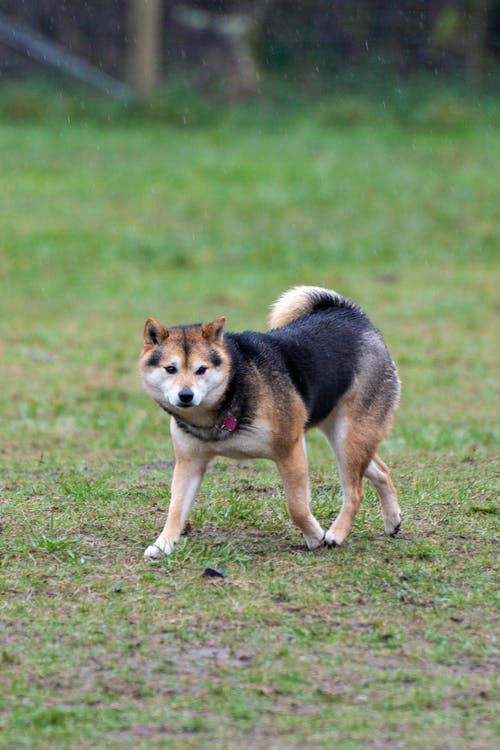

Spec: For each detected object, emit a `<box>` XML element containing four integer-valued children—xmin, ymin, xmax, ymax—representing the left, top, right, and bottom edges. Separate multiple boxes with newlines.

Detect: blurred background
<box><xmin>0</xmin><ymin>1</ymin><xmax>499</xmax><ymax>111</ymax></box>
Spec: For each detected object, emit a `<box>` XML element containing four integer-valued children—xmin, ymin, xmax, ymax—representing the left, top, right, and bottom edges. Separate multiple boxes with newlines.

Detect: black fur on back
<box><xmin>227</xmin><ymin>301</ymin><xmax>397</xmax><ymax>428</ymax></box>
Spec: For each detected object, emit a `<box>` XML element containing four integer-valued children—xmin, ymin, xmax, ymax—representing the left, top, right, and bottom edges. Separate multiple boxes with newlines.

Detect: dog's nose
<box><xmin>178</xmin><ymin>387</ymin><xmax>194</xmax><ymax>405</ymax></box>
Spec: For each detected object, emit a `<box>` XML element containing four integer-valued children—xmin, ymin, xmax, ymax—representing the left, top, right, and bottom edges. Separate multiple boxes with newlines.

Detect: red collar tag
<box><xmin>222</xmin><ymin>415</ymin><xmax>237</xmax><ymax>432</ymax></box>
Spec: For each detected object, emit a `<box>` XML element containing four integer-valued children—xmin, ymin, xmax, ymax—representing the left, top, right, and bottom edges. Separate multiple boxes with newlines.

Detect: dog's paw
<box><xmin>388</xmin><ymin>520</ymin><xmax>401</xmax><ymax>537</ymax></box>
<box><xmin>143</xmin><ymin>537</ymin><xmax>176</xmax><ymax>560</ymax></box>
<box><xmin>304</xmin><ymin>530</ymin><xmax>326</xmax><ymax>551</ymax></box>
<box><xmin>324</xmin><ymin>536</ymin><xmax>338</xmax><ymax>548</ymax></box>
<box><xmin>384</xmin><ymin>513</ymin><xmax>402</xmax><ymax>537</ymax></box>
<box><xmin>324</xmin><ymin>529</ymin><xmax>346</xmax><ymax>547</ymax></box>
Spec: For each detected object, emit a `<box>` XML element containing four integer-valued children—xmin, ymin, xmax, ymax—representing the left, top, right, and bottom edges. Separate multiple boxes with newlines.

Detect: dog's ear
<box><xmin>201</xmin><ymin>316</ymin><xmax>226</xmax><ymax>343</ymax></box>
<box><xmin>144</xmin><ymin>318</ymin><xmax>169</xmax><ymax>346</ymax></box>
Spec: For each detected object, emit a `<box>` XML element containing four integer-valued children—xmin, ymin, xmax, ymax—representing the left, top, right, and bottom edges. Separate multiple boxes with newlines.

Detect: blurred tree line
<box><xmin>0</xmin><ymin>0</ymin><xmax>498</xmax><ymax>98</ymax></box>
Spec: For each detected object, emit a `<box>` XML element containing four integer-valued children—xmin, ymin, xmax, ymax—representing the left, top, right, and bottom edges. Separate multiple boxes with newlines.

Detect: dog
<box><xmin>139</xmin><ymin>286</ymin><xmax>401</xmax><ymax>558</ymax></box>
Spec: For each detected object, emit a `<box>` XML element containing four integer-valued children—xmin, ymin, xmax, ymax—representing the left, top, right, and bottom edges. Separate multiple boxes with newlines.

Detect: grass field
<box><xmin>0</xmin><ymin>86</ymin><xmax>499</xmax><ymax>748</ymax></box>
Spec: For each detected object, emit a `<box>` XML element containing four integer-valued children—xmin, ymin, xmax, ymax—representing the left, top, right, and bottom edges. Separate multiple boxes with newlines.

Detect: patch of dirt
<box><xmin>110</xmin><ymin>724</ymin><xmax>170</xmax><ymax>739</ymax></box>
<box><xmin>6</xmin><ymin>637</ymin><xmax>257</xmax><ymax>702</ymax></box>
<box><xmin>188</xmin><ymin>646</ymin><xmax>254</xmax><ymax>668</ymax></box>
<box><xmin>137</xmin><ymin>460</ymin><xmax>175</xmax><ymax>472</ymax></box>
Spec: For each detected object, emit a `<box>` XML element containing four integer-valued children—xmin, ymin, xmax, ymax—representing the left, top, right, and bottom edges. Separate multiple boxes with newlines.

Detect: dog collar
<box><xmin>162</xmin><ymin>403</ymin><xmax>240</xmax><ymax>442</ymax></box>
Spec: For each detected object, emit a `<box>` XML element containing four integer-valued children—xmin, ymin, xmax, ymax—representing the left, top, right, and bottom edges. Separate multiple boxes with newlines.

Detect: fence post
<box><xmin>127</xmin><ymin>0</ymin><xmax>162</xmax><ymax>100</ymax></box>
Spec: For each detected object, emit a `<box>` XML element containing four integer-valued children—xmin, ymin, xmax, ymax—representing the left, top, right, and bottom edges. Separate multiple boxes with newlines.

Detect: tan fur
<box><xmin>275</xmin><ymin>436</ymin><xmax>325</xmax><ymax>548</ymax></box>
<box><xmin>201</xmin><ymin>316</ymin><xmax>226</xmax><ymax>342</ymax></box>
<box><xmin>365</xmin><ymin>454</ymin><xmax>401</xmax><ymax>536</ymax></box>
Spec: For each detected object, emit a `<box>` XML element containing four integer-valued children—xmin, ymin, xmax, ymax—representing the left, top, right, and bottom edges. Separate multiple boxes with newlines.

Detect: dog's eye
<box><xmin>195</xmin><ymin>366</ymin><xmax>208</xmax><ymax>375</ymax></box>
<box><xmin>164</xmin><ymin>365</ymin><xmax>177</xmax><ymax>374</ymax></box>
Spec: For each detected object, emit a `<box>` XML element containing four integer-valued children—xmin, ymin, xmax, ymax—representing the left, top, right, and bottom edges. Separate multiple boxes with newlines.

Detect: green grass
<box><xmin>0</xmin><ymin>86</ymin><xmax>498</xmax><ymax>748</ymax></box>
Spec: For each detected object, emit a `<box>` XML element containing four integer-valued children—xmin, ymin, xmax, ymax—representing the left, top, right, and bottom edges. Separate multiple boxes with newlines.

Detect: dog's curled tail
<box><xmin>269</xmin><ymin>285</ymin><xmax>360</xmax><ymax>329</ymax></box>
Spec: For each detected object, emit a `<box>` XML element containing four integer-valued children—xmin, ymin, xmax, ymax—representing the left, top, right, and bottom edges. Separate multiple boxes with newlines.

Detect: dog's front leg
<box><xmin>144</xmin><ymin>454</ymin><xmax>208</xmax><ymax>559</ymax></box>
<box><xmin>276</xmin><ymin>438</ymin><xmax>325</xmax><ymax>550</ymax></box>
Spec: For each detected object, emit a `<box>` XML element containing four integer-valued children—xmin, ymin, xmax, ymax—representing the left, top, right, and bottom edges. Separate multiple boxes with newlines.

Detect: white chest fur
<box><xmin>171</xmin><ymin>418</ymin><xmax>274</xmax><ymax>460</ymax></box>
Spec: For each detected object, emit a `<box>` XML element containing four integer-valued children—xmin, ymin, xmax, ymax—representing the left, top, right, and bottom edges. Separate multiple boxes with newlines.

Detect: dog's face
<box><xmin>139</xmin><ymin>317</ymin><xmax>230</xmax><ymax>414</ymax></box>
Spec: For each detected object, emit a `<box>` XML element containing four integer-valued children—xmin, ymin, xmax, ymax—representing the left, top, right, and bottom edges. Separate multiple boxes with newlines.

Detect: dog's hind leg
<box><xmin>276</xmin><ymin>438</ymin><xmax>325</xmax><ymax>550</ymax></box>
<box><xmin>365</xmin><ymin>453</ymin><xmax>401</xmax><ymax>536</ymax></box>
<box><xmin>320</xmin><ymin>413</ymin><xmax>377</xmax><ymax>546</ymax></box>
<box><xmin>324</xmin><ymin>458</ymin><xmax>367</xmax><ymax>547</ymax></box>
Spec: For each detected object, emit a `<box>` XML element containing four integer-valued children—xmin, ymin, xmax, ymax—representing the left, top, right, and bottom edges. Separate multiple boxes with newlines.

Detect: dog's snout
<box><xmin>178</xmin><ymin>387</ymin><xmax>194</xmax><ymax>405</ymax></box>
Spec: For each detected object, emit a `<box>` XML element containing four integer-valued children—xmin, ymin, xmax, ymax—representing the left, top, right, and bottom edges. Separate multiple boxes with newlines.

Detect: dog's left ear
<box><xmin>201</xmin><ymin>316</ymin><xmax>226</xmax><ymax>343</ymax></box>
<box><xmin>144</xmin><ymin>317</ymin><xmax>169</xmax><ymax>346</ymax></box>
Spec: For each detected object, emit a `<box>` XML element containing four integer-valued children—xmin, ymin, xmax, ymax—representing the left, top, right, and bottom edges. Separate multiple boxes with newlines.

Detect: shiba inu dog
<box><xmin>139</xmin><ymin>286</ymin><xmax>401</xmax><ymax>558</ymax></box>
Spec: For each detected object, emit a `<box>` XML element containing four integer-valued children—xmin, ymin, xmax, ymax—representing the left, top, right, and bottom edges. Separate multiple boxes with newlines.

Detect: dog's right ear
<box><xmin>144</xmin><ymin>318</ymin><xmax>169</xmax><ymax>346</ymax></box>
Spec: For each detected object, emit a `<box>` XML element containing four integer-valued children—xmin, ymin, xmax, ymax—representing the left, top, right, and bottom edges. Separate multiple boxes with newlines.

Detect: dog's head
<box><xmin>139</xmin><ymin>317</ymin><xmax>230</xmax><ymax>414</ymax></box>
